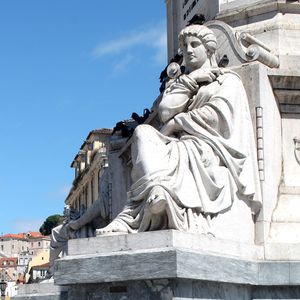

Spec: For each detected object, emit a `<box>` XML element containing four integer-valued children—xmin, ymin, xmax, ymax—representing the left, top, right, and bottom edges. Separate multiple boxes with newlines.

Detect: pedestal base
<box><xmin>67</xmin><ymin>279</ymin><xmax>300</xmax><ymax>300</ymax></box>
<box><xmin>13</xmin><ymin>231</ymin><xmax>300</xmax><ymax>300</ymax></box>
<box><xmin>12</xmin><ymin>282</ymin><xmax>68</xmax><ymax>300</ymax></box>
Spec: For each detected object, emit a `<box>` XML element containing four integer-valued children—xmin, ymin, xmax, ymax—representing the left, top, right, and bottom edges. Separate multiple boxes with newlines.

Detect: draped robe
<box><xmin>113</xmin><ymin>70</ymin><xmax>261</xmax><ymax>234</ymax></box>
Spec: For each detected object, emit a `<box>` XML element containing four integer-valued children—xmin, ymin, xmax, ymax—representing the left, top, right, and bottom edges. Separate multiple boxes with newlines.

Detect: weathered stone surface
<box><xmin>67</xmin><ymin>230</ymin><xmax>263</xmax><ymax>259</ymax></box>
<box><xmin>54</xmin><ymin>232</ymin><xmax>300</xmax><ymax>287</ymax></box>
<box><xmin>64</xmin><ymin>278</ymin><xmax>300</xmax><ymax>300</ymax></box>
<box><xmin>264</xmin><ymin>243</ymin><xmax>300</xmax><ymax>260</ymax></box>
<box><xmin>12</xmin><ymin>282</ymin><xmax>68</xmax><ymax>300</ymax></box>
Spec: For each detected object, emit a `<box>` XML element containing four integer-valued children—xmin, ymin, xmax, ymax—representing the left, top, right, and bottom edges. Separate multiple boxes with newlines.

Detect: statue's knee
<box><xmin>133</xmin><ymin>124</ymin><xmax>153</xmax><ymax>141</ymax></box>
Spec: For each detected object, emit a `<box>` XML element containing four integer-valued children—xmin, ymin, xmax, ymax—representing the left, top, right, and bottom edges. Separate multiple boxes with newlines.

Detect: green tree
<box><xmin>39</xmin><ymin>214</ymin><xmax>63</xmax><ymax>236</ymax></box>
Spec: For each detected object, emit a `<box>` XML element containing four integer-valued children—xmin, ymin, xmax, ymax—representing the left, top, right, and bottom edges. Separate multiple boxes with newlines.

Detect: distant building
<box><xmin>25</xmin><ymin>250</ymin><xmax>50</xmax><ymax>283</ymax></box>
<box><xmin>65</xmin><ymin>128</ymin><xmax>112</xmax><ymax>236</ymax></box>
<box><xmin>0</xmin><ymin>257</ymin><xmax>18</xmax><ymax>282</ymax></box>
<box><xmin>18</xmin><ymin>252</ymin><xmax>34</xmax><ymax>276</ymax></box>
<box><xmin>5</xmin><ymin>281</ymin><xmax>19</xmax><ymax>299</ymax></box>
<box><xmin>0</xmin><ymin>232</ymin><xmax>50</xmax><ymax>287</ymax></box>
<box><xmin>0</xmin><ymin>234</ymin><xmax>28</xmax><ymax>258</ymax></box>
<box><xmin>0</xmin><ymin>232</ymin><xmax>50</xmax><ymax>258</ymax></box>
<box><xmin>28</xmin><ymin>262</ymin><xmax>49</xmax><ymax>283</ymax></box>
<box><xmin>26</xmin><ymin>232</ymin><xmax>50</xmax><ymax>257</ymax></box>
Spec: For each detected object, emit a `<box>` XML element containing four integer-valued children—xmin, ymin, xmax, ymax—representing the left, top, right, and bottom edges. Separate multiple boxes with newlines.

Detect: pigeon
<box><xmin>218</xmin><ymin>54</ymin><xmax>230</xmax><ymax>67</ymax></box>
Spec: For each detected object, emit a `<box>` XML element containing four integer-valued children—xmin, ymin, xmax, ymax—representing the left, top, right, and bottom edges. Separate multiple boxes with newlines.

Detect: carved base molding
<box><xmin>13</xmin><ymin>231</ymin><xmax>300</xmax><ymax>300</ymax></box>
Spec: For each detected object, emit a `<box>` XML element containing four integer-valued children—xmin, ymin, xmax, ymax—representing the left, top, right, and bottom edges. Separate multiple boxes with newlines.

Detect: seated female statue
<box><xmin>97</xmin><ymin>24</ymin><xmax>261</xmax><ymax>241</ymax></box>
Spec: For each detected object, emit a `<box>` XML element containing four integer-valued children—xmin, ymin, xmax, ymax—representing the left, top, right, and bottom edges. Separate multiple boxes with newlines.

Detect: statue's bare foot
<box><xmin>96</xmin><ymin>220</ymin><xmax>128</xmax><ymax>236</ymax></box>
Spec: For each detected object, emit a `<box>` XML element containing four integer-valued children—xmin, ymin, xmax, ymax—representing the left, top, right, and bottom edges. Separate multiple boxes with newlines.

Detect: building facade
<box><xmin>0</xmin><ymin>234</ymin><xmax>29</xmax><ymax>258</ymax></box>
<box><xmin>0</xmin><ymin>233</ymin><xmax>50</xmax><ymax>259</ymax></box>
<box><xmin>26</xmin><ymin>232</ymin><xmax>50</xmax><ymax>257</ymax></box>
<box><xmin>0</xmin><ymin>257</ymin><xmax>18</xmax><ymax>282</ymax></box>
<box><xmin>65</xmin><ymin>128</ymin><xmax>112</xmax><ymax>236</ymax></box>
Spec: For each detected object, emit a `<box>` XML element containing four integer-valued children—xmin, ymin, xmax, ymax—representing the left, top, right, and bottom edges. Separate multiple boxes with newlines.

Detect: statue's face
<box><xmin>182</xmin><ymin>36</ymin><xmax>207</xmax><ymax>71</ymax></box>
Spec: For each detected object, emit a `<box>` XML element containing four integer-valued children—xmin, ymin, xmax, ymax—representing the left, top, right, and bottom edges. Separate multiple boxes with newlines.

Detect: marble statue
<box><xmin>48</xmin><ymin>196</ymin><xmax>109</xmax><ymax>276</ymax></box>
<box><xmin>97</xmin><ymin>24</ymin><xmax>261</xmax><ymax>237</ymax></box>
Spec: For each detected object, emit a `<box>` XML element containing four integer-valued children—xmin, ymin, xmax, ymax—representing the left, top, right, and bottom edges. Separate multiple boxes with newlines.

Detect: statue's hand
<box><xmin>189</xmin><ymin>68</ymin><xmax>219</xmax><ymax>84</ymax></box>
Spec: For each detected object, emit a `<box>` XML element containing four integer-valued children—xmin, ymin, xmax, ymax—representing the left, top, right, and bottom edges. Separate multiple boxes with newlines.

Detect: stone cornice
<box><xmin>218</xmin><ymin>0</ymin><xmax>300</xmax><ymax>24</ymax></box>
<box><xmin>65</xmin><ymin>152</ymin><xmax>107</xmax><ymax>206</ymax></box>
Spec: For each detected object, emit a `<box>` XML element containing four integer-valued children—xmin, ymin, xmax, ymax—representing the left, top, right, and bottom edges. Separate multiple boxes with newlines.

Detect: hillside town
<box><xmin>0</xmin><ymin>128</ymin><xmax>112</xmax><ymax>300</ymax></box>
<box><xmin>0</xmin><ymin>232</ymin><xmax>50</xmax><ymax>298</ymax></box>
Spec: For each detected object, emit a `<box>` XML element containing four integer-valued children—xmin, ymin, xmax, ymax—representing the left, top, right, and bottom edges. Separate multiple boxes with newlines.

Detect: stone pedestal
<box><xmin>12</xmin><ymin>2</ymin><xmax>300</xmax><ymax>299</ymax></box>
<box><xmin>49</xmin><ymin>231</ymin><xmax>300</xmax><ymax>299</ymax></box>
<box><xmin>12</xmin><ymin>282</ymin><xmax>68</xmax><ymax>300</ymax></box>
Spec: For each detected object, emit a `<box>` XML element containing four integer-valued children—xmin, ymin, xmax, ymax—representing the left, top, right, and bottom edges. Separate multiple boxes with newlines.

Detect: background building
<box><xmin>65</xmin><ymin>128</ymin><xmax>112</xmax><ymax>236</ymax></box>
<box><xmin>0</xmin><ymin>234</ymin><xmax>28</xmax><ymax>258</ymax></box>
<box><xmin>26</xmin><ymin>232</ymin><xmax>50</xmax><ymax>257</ymax></box>
<box><xmin>0</xmin><ymin>232</ymin><xmax>50</xmax><ymax>294</ymax></box>
<box><xmin>25</xmin><ymin>251</ymin><xmax>50</xmax><ymax>283</ymax></box>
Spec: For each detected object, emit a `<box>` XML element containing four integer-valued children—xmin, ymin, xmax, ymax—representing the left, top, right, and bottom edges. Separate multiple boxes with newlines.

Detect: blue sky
<box><xmin>0</xmin><ymin>1</ymin><xmax>167</xmax><ymax>234</ymax></box>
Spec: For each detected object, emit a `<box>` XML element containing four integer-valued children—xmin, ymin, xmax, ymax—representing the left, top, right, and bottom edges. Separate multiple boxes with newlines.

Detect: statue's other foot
<box><xmin>96</xmin><ymin>220</ymin><xmax>129</xmax><ymax>236</ymax></box>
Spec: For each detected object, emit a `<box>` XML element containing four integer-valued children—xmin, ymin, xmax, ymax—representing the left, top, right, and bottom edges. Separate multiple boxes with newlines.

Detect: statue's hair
<box><xmin>178</xmin><ymin>25</ymin><xmax>217</xmax><ymax>53</ymax></box>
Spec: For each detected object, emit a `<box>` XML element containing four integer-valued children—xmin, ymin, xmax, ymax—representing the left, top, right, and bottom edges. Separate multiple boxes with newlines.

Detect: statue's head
<box><xmin>178</xmin><ymin>25</ymin><xmax>217</xmax><ymax>71</ymax></box>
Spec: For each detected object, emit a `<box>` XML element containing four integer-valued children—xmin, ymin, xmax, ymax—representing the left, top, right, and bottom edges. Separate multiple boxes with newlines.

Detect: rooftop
<box><xmin>31</xmin><ymin>262</ymin><xmax>50</xmax><ymax>270</ymax></box>
<box><xmin>0</xmin><ymin>233</ymin><xmax>26</xmax><ymax>240</ymax></box>
<box><xmin>0</xmin><ymin>231</ymin><xmax>49</xmax><ymax>241</ymax></box>
<box><xmin>0</xmin><ymin>257</ymin><xmax>18</xmax><ymax>268</ymax></box>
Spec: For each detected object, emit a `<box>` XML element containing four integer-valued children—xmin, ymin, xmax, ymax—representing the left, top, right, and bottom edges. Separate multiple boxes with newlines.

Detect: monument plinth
<box><xmin>13</xmin><ymin>1</ymin><xmax>300</xmax><ymax>299</ymax></box>
<box><xmin>53</xmin><ymin>231</ymin><xmax>300</xmax><ymax>299</ymax></box>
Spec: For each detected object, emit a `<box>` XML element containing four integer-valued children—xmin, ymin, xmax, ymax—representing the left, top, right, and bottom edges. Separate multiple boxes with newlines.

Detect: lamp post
<box><xmin>0</xmin><ymin>280</ymin><xmax>6</xmax><ymax>300</ymax></box>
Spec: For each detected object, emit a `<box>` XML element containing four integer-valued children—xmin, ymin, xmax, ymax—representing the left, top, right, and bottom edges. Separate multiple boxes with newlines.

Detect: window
<box><xmin>38</xmin><ymin>242</ymin><xmax>41</xmax><ymax>247</ymax></box>
<box><xmin>12</xmin><ymin>244</ymin><xmax>14</xmax><ymax>249</ymax></box>
<box><xmin>1</xmin><ymin>245</ymin><xmax>3</xmax><ymax>251</ymax></box>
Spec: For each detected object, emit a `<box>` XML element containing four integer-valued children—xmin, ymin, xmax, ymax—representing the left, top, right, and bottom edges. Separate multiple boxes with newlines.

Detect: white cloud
<box><xmin>152</xmin><ymin>31</ymin><xmax>168</xmax><ymax>65</ymax></box>
<box><xmin>112</xmin><ymin>54</ymin><xmax>134</xmax><ymax>74</ymax></box>
<box><xmin>92</xmin><ymin>22</ymin><xmax>167</xmax><ymax>68</ymax></box>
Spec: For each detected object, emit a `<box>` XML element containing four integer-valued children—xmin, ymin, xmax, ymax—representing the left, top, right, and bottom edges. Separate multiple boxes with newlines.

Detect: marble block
<box><xmin>12</xmin><ymin>282</ymin><xmax>68</xmax><ymax>300</ymax></box>
<box><xmin>54</xmin><ymin>230</ymin><xmax>300</xmax><ymax>287</ymax></box>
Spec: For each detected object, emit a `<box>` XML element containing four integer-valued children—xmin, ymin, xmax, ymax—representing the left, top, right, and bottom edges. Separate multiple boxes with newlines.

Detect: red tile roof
<box><xmin>31</xmin><ymin>262</ymin><xmax>50</xmax><ymax>270</ymax></box>
<box><xmin>0</xmin><ymin>257</ymin><xmax>18</xmax><ymax>267</ymax></box>
<box><xmin>26</xmin><ymin>232</ymin><xmax>45</xmax><ymax>239</ymax></box>
<box><xmin>0</xmin><ymin>232</ymin><xmax>48</xmax><ymax>240</ymax></box>
<box><xmin>0</xmin><ymin>233</ymin><xmax>25</xmax><ymax>240</ymax></box>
